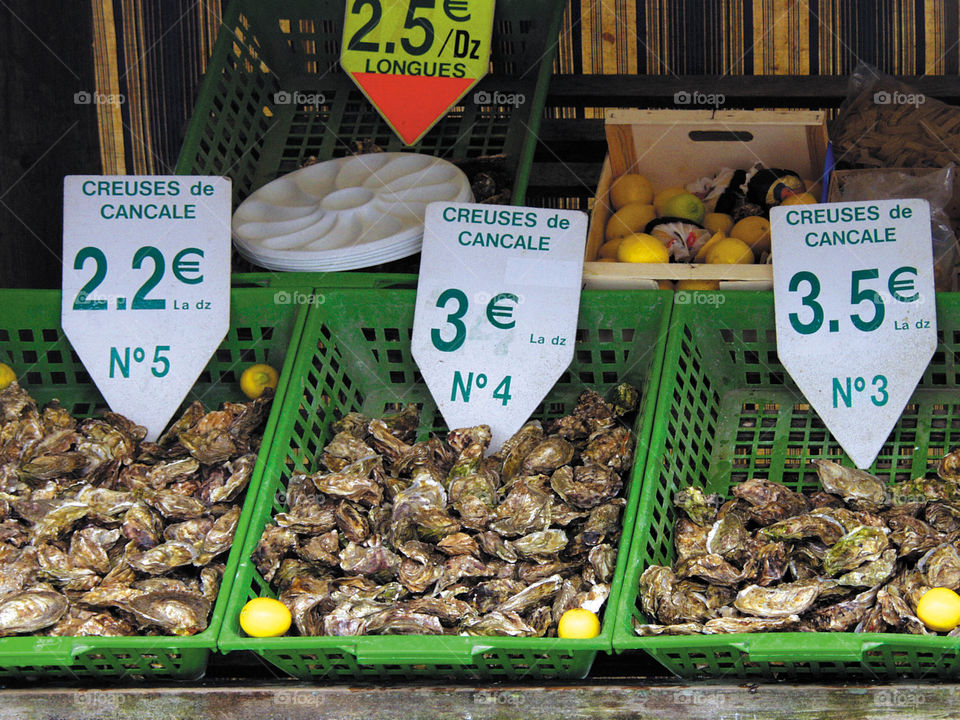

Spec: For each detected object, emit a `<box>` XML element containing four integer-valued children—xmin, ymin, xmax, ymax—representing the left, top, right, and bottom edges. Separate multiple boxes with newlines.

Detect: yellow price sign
<box><xmin>341</xmin><ymin>0</ymin><xmax>494</xmax><ymax>145</ymax></box>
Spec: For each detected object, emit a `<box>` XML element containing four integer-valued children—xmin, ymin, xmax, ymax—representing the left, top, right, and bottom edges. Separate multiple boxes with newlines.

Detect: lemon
<box><xmin>0</xmin><ymin>363</ymin><xmax>15</xmax><ymax>391</ymax></box>
<box><xmin>557</xmin><ymin>608</ymin><xmax>601</xmax><ymax>639</ymax></box>
<box><xmin>616</xmin><ymin>233</ymin><xmax>670</xmax><ymax>263</ymax></box>
<box><xmin>694</xmin><ymin>231</ymin><xmax>726</xmax><ymax>263</ymax></box>
<box><xmin>781</xmin><ymin>192</ymin><xmax>818</xmax><ymax>206</ymax></box>
<box><xmin>240</xmin><ymin>363</ymin><xmax>279</xmax><ymax>399</ymax></box>
<box><xmin>653</xmin><ymin>186</ymin><xmax>686</xmax><ymax>214</ymax></box>
<box><xmin>659</xmin><ymin>192</ymin><xmax>705</xmax><ymax>224</ymax></box>
<box><xmin>706</xmin><ymin>237</ymin><xmax>754</xmax><ymax>265</ymax></box>
<box><xmin>239</xmin><ymin>597</ymin><xmax>292</xmax><ymax>637</ymax></box>
<box><xmin>676</xmin><ymin>279</ymin><xmax>720</xmax><ymax>291</ymax></box>
<box><xmin>609</xmin><ymin>174</ymin><xmax>654</xmax><ymax>209</ymax></box>
<box><xmin>703</xmin><ymin>212</ymin><xmax>734</xmax><ymax>235</ymax></box>
<box><xmin>917</xmin><ymin>588</ymin><xmax>960</xmax><ymax>632</ymax></box>
<box><xmin>605</xmin><ymin>203</ymin><xmax>657</xmax><ymax>242</ymax></box>
<box><xmin>597</xmin><ymin>237</ymin><xmax>625</xmax><ymax>259</ymax></box>
<box><xmin>730</xmin><ymin>216</ymin><xmax>771</xmax><ymax>253</ymax></box>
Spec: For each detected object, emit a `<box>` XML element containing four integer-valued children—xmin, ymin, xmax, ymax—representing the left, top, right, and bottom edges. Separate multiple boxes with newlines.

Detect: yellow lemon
<box><xmin>0</xmin><ymin>363</ymin><xmax>15</xmax><ymax>391</ymax></box>
<box><xmin>240</xmin><ymin>363</ymin><xmax>279</xmax><ymax>399</ymax></box>
<box><xmin>616</xmin><ymin>233</ymin><xmax>670</xmax><ymax>264</ymax></box>
<box><xmin>239</xmin><ymin>597</ymin><xmax>292</xmax><ymax>637</ymax></box>
<box><xmin>706</xmin><ymin>237</ymin><xmax>754</xmax><ymax>265</ymax></box>
<box><xmin>653</xmin><ymin>186</ymin><xmax>686</xmax><ymax>214</ymax></box>
<box><xmin>659</xmin><ymin>192</ymin><xmax>705</xmax><ymax>224</ymax></box>
<box><xmin>917</xmin><ymin>588</ymin><xmax>960</xmax><ymax>632</ymax></box>
<box><xmin>605</xmin><ymin>203</ymin><xmax>657</xmax><ymax>241</ymax></box>
<box><xmin>694</xmin><ymin>231</ymin><xmax>727</xmax><ymax>263</ymax></box>
<box><xmin>676</xmin><ymin>279</ymin><xmax>720</xmax><ymax>291</ymax></box>
<box><xmin>729</xmin><ymin>216</ymin><xmax>772</xmax><ymax>253</ymax></box>
<box><xmin>597</xmin><ymin>237</ymin><xmax>625</xmax><ymax>259</ymax></box>
<box><xmin>609</xmin><ymin>174</ymin><xmax>654</xmax><ymax>209</ymax></box>
<box><xmin>557</xmin><ymin>608</ymin><xmax>601</xmax><ymax>639</ymax></box>
<box><xmin>781</xmin><ymin>192</ymin><xmax>818</xmax><ymax>206</ymax></box>
<box><xmin>703</xmin><ymin>212</ymin><xmax>734</xmax><ymax>235</ymax></box>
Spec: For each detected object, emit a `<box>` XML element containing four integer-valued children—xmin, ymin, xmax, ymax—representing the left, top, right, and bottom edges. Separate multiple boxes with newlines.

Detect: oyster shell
<box><xmin>734</xmin><ymin>580</ymin><xmax>822</xmax><ymax>617</ymax></box>
<box><xmin>0</xmin><ymin>590</ymin><xmax>69</xmax><ymax>635</ymax></box>
<box><xmin>822</xmin><ymin>526</ymin><xmax>889</xmax><ymax>576</ymax></box>
<box><xmin>812</xmin><ymin>459</ymin><xmax>889</xmax><ymax>511</ymax></box>
<box><xmin>127</xmin><ymin>591</ymin><xmax>211</xmax><ymax>635</ymax></box>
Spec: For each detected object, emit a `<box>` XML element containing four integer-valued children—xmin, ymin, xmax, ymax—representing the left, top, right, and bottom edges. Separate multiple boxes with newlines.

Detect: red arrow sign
<box><xmin>350</xmin><ymin>73</ymin><xmax>475</xmax><ymax>146</ymax></box>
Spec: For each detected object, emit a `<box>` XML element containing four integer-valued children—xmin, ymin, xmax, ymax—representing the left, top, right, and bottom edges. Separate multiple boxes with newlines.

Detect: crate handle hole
<box><xmin>688</xmin><ymin>131</ymin><xmax>754</xmax><ymax>143</ymax></box>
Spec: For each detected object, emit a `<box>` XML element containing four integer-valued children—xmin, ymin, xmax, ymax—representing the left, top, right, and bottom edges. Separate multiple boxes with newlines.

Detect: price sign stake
<box><xmin>62</xmin><ymin>176</ymin><xmax>231</xmax><ymax>441</ymax></box>
<box><xmin>771</xmin><ymin>199</ymin><xmax>936</xmax><ymax>468</ymax></box>
<box><xmin>412</xmin><ymin>202</ymin><xmax>587</xmax><ymax>451</ymax></box>
<box><xmin>341</xmin><ymin>0</ymin><xmax>495</xmax><ymax>145</ymax></box>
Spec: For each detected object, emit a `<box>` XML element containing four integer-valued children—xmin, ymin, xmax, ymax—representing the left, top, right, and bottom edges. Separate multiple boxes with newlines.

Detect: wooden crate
<box><xmin>584</xmin><ymin>109</ymin><xmax>829</xmax><ymax>290</ymax></box>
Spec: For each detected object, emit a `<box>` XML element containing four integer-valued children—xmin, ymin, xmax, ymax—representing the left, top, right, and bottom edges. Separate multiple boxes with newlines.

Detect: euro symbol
<box><xmin>172</xmin><ymin>247</ymin><xmax>204</xmax><ymax>284</ymax></box>
<box><xmin>888</xmin><ymin>265</ymin><xmax>919</xmax><ymax>302</ymax></box>
<box><xmin>486</xmin><ymin>292</ymin><xmax>518</xmax><ymax>329</ymax></box>
<box><xmin>444</xmin><ymin>0</ymin><xmax>471</xmax><ymax>22</ymax></box>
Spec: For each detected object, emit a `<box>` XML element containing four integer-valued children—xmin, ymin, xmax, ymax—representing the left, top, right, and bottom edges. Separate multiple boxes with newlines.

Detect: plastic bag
<box><xmin>832</xmin><ymin>165</ymin><xmax>959</xmax><ymax>290</ymax></box>
<box><xmin>832</xmin><ymin>61</ymin><xmax>960</xmax><ymax>169</ymax></box>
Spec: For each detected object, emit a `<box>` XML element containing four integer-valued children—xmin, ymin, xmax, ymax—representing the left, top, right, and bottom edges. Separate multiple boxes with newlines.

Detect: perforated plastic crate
<box><xmin>613</xmin><ymin>291</ymin><xmax>960</xmax><ymax>680</ymax></box>
<box><xmin>176</xmin><ymin>0</ymin><xmax>564</xmax><ymax>207</ymax></box>
<box><xmin>0</xmin><ymin>287</ymin><xmax>306</xmax><ymax>681</ymax></box>
<box><xmin>220</xmin><ymin>288</ymin><xmax>671</xmax><ymax>680</ymax></box>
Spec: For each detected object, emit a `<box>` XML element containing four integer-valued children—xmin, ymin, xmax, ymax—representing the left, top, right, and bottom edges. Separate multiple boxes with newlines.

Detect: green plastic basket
<box><xmin>220</xmin><ymin>289</ymin><xmax>672</xmax><ymax>680</ymax></box>
<box><xmin>232</xmin><ymin>272</ymin><xmax>417</xmax><ymax>290</ymax></box>
<box><xmin>613</xmin><ymin>291</ymin><xmax>960</xmax><ymax>680</ymax></box>
<box><xmin>175</xmin><ymin>0</ymin><xmax>564</xmax><ymax>207</ymax></box>
<box><xmin>0</xmin><ymin>287</ymin><xmax>307</xmax><ymax>681</ymax></box>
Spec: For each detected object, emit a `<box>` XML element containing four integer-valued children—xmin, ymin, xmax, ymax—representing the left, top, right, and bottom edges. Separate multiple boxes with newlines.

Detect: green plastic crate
<box><xmin>0</xmin><ymin>287</ymin><xmax>307</xmax><ymax>682</ymax></box>
<box><xmin>232</xmin><ymin>272</ymin><xmax>417</xmax><ymax>289</ymax></box>
<box><xmin>220</xmin><ymin>289</ymin><xmax>672</xmax><ymax>680</ymax></box>
<box><xmin>613</xmin><ymin>291</ymin><xmax>960</xmax><ymax>680</ymax></box>
<box><xmin>176</xmin><ymin>0</ymin><xmax>564</xmax><ymax>207</ymax></box>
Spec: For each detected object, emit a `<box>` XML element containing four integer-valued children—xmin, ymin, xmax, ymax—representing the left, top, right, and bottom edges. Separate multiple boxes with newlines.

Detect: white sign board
<box><xmin>62</xmin><ymin>176</ymin><xmax>231</xmax><ymax>441</ymax></box>
<box><xmin>771</xmin><ymin>199</ymin><xmax>937</xmax><ymax>468</ymax></box>
<box><xmin>412</xmin><ymin>202</ymin><xmax>587</xmax><ymax>451</ymax></box>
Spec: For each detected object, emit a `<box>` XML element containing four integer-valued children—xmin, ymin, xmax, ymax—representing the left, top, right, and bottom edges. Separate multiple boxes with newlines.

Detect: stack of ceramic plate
<box><xmin>231</xmin><ymin>153</ymin><xmax>473</xmax><ymax>271</ymax></box>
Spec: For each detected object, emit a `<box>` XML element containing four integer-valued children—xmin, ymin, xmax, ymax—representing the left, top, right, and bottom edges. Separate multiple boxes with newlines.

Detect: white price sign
<box><xmin>412</xmin><ymin>202</ymin><xmax>587</xmax><ymax>451</ymax></box>
<box><xmin>771</xmin><ymin>198</ymin><xmax>936</xmax><ymax>468</ymax></box>
<box><xmin>62</xmin><ymin>175</ymin><xmax>231</xmax><ymax>441</ymax></box>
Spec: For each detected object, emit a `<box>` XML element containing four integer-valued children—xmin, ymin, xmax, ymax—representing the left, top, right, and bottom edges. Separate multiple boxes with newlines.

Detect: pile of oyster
<box><xmin>252</xmin><ymin>385</ymin><xmax>639</xmax><ymax>637</ymax></box>
<box><xmin>636</xmin><ymin>455</ymin><xmax>960</xmax><ymax>636</ymax></box>
<box><xmin>0</xmin><ymin>381</ymin><xmax>271</xmax><ymax>637</ymax></box>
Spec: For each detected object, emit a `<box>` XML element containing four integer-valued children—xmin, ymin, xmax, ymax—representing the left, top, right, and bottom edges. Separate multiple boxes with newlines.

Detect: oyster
<box><xmin>838</xmin><ymin>549</ymin><xmax>897</xmax><ymax>587</ymax></box>
<box><xmin>522</xmin><ymin>437</ymin><xmax>574</xmax><ymax>474</ymax></box>
<box><xmin>673</xmin><ymin>486</ymin><xmax>721</xmax><ymax>526</ymax></box>
<box><xmin>499</xmin><ymin>421</ymin><xmax>544</xmax><ymax>483</ymax></box>
<box><xmin>488</xmin><ymin>483</ymin><xmax>552</xmax><ymax>537</ymax></box>
<box><xmin>512</xmin><ymin>529</ymin><xmax>567</xmax><ymax>561</ymax></box>
<box><xmin>701</xmin><ymin>615</ymin><xmax>801</xmax><ymax>634</ymax></box>
<box><xmin>0</xmin><ymin>590</ymin><xmax>69</xmax><ymax>635</ymax></box>
<box><xmin>734</xmin><ymin>580</ymin><xmax>822</xmax><ymax>618</ymax></box>
<box><xmin>634</xmin><ymin>621</ymin><xmax>704</xmax><ymax>636</ymax></box>
<box><xmin>551</xmin><ymin>464</ymin><xmax>622</xmax><ymax>509</ymax></box>
<box><xmin>918</xmin><ymin>542</ymin><xmax>960</xmax><ymax>589</ymax></box>
<box><xmin>127</xmin><ymin>591</ymin><xmax>211</xmax><ymax>635</ymax></box>
<box><xmin>809</xmin><ymin>587</ymin><xmax>879</xmax><ymax>632</ymax></box>
<box><xmin>121</xmin><ymin>502</ymin><xmax>163</xmax><ymax>549</ymax></box>
<box><xmin>759</xmin><ymin>513</ymin><xmax>846</xmax><ymax>545</ymax></box>
<box><xmin>461</xmin><ymin>611</ymin><xmax>538</xmax><ymax>637</ymax></box>
<box><xmin>822</xmin><ymin>526</ymin><xmax>889</xmax><ymax>576</ymax></box>
<box><xmin>812</xmin><ymin>460</ymin><xmax>889</xmax><ymax>511</ymax></box>
<box><xmin>676</xmin><ymin>553</ymin><xmax>749</xmax><ymax>586</ymax></box>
